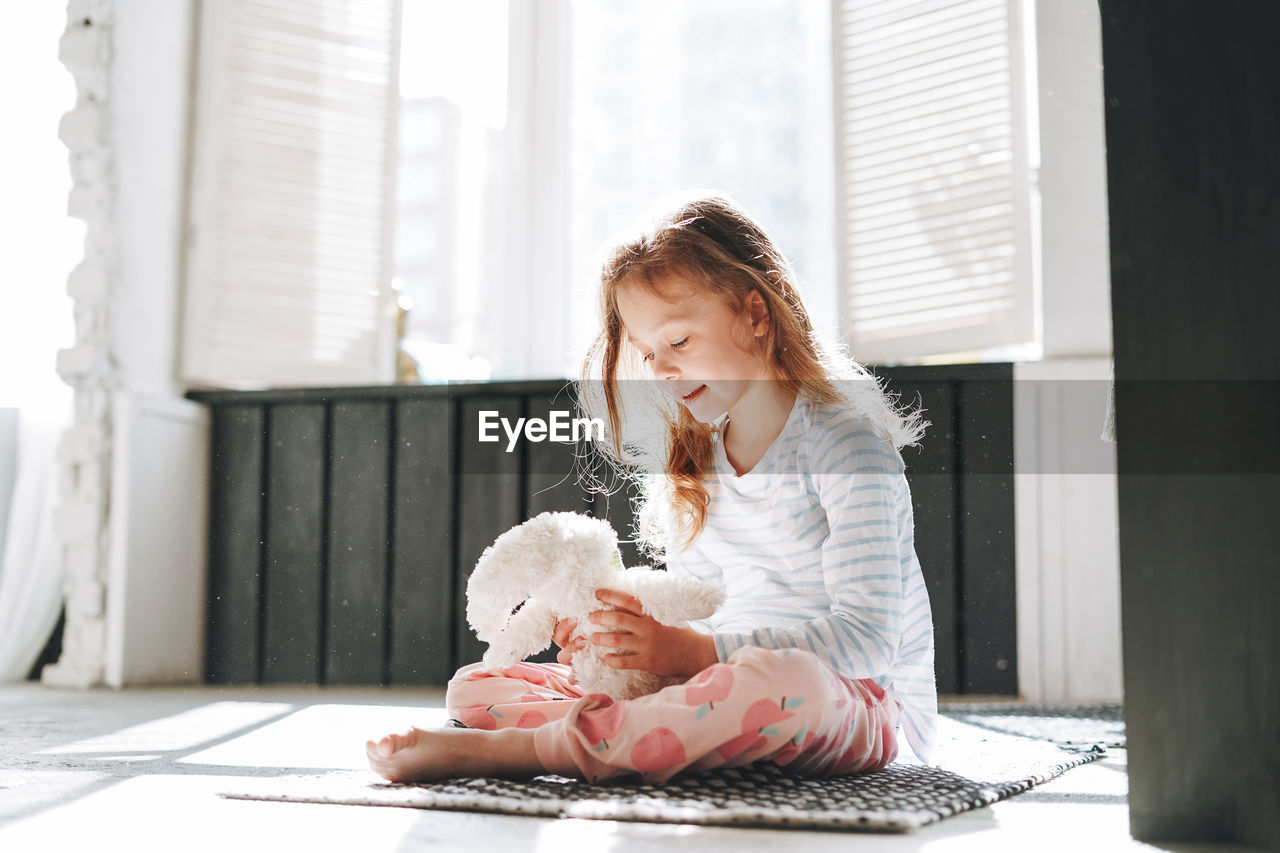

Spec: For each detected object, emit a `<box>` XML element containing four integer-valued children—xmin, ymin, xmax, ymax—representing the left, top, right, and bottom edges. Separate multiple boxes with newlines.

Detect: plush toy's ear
<box><xmin>466</xmin><ymin>531</ymin><xmax>545</xmax><ymax>642</ymax></box>
<box><xmin>481</xmin><ymin>599</ymin><xmax>558</xmax><ymax>669</ymax></box>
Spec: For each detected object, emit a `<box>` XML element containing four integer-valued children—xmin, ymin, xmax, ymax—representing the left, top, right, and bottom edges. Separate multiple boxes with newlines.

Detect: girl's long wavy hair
<box><xmin>579</xmin><ymin>192</ymin><xmax>925</xmax><ymax>560</ymax></box>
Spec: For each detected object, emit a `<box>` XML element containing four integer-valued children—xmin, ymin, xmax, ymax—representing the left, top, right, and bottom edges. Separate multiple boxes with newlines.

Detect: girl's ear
<box><xmin>746</xmin><ymin>289</ymin><xmax>770</xmax><ymax>337</ymax></box>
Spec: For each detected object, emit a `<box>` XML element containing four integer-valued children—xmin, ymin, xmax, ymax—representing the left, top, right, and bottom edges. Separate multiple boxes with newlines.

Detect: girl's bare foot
<box><xmin>365</xmin><ymin>726</ymin><xmax>545</xmax><ymax>783</ymax></box>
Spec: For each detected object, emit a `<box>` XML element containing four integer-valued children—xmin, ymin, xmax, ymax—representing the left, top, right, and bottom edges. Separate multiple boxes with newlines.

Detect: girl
<box><xmin>367</xmin><ymin>193</ymin><xmax>937</xmax><ymax>783</ymax></box>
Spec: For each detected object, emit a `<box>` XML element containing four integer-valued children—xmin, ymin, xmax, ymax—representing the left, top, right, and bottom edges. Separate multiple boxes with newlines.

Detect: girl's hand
<box><xmin>589</xmin><ymin>589</ymin><xmax>718</xmax><ymax>679</ymax></box>
<box><xmin>553</xmin><ymin>617</ymin><xmax>585</xmax><ymax>669</ymax></box>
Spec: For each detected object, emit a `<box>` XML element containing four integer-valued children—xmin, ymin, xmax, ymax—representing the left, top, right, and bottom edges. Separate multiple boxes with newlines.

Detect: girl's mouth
<box><xmin>681</xmin><ymin>385</ymin><xmax>707</xmax><ymax>404</ymax></box>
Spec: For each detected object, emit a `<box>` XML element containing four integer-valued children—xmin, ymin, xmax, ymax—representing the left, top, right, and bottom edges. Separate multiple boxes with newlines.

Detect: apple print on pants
<box><xmin>631</xmin><ymin>727</ymin><xmax>687</xmax><ymax>773</ymax></box>
<box><xmin>684</xmin><ymin>664</ymin><xmax>734</xmax><ymax>718</ymax></box>
<box><xmin>454</xmin><ymin>705</ymin><xmax>499</xmax><ymax>730</ymax></box>
<box><xmin>771</xmin><ymin>728</ymin><xmax>829</xmax><ymax>767</ymax></box>
<box><xmin>575</xmin><ymin>694</ymin><xmax>627</xmax><ymax>753</ymax></box>
<box><xmin>516</xmin><ymin>709</ymin><xmax>548</xmax><ymax>728</ymax></box>
<box><xmin>715</xmin><ymin>697</ymin><xmax>797</xmax><ymax>762</ymax></box>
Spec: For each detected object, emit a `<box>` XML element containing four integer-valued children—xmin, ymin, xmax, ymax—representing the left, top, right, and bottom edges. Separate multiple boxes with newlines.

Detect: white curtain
<box><xmin>0</xmin><ymin>412</ymin><xmax>67</xmax><ymax>681</ymax></box>
<box><xmin>0</xmin><ymin>5</ymin><xmax>79</xmax><ymax>681</ymax></box>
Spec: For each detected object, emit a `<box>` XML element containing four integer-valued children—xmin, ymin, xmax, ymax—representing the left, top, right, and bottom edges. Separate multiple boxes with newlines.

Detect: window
<box><xmin>186</xmin><ymin>1</ymin><xmax>1041</xmax><ymax>388</ymax></box>
<box><xmin>392</xmin><ymin>0</ymin><xmax>837</xmax><ymax>381</ymax></box>
<box><xmin>566</xmin><ymin>0</ymin><xmax>838</xmax><ymax>373</ymax></box>
<box><xmin>393</xmin><ymin>0</ymin><xmax>508</xmax><ymax>382</ymax></box>
<box><xmin>831</xmin><ymin>0</ymin><xmax>1039</xmax><ymax>364</ymax></box>
<box><xmin>182</xmin><ymin>0</ymin><xmax>400</xmax><ymax>389</ymax></box>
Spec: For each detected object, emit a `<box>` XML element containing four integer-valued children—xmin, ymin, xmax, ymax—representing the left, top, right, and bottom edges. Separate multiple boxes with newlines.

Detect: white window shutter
<box><xmin>182</xmin><ymin>0</ymin><xmax>401</xmax><ymax>388</ymax></box>
<box><xmin>832</xmin><ymin>0</ymin><xmax>1037</xmax><ymax>363</ymax></box>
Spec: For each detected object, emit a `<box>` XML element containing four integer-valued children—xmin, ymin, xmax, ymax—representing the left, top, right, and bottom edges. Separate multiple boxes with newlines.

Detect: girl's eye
<box><xmin>671</xmin><ymin>337</ymin><xmax>689</xmax><ymax>349</ymax></box>
<box><xmin>643</xmin><ymin>352</ymin><xmax>655</xmax><ymax>361</ymax></box>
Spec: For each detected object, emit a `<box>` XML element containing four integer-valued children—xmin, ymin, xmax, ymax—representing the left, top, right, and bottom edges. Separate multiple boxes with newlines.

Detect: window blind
<box><xmin>182</xmin><ymin>0</ymin><xmax>400</xmax><ymax>388</ymax></box>
<box><xmin>832</xmin><ymin>0</ymin><xmax>1036</xmax><ymax>363</ymax></box>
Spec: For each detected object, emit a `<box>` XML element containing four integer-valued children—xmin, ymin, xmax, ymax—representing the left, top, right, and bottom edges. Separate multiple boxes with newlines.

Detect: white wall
<box><xmin>1034</xmin><ymin>0</ymin><xmax>1113</xmax><ymax>360</ymax></box>
<box><xmin>1014</xmin><ymin>359</ymin><xmax>1123</xmax><ymax>702</ymax></box>
<box><xmin>1012</xmin><ymin>0</ymin><xmax>1122</xmax><ymax>703</ymax></box>
<box><xmin>46</xmin><ymin>0</ymin><xmax>208</xmax><ymax>688</ymax></box>
<box><xmin>104</xmin><ymin>391</ymin><xmax>207</xmax><ymax>687</ymax></box>
<box><xmin>107</xmin><ymin>0</ymin><xmax>207</xmax><ymax>686</ymax></box>
<box><xmin>111</xmin><ymin>0</ymin><xmax>196</xmax><ymax>400</ymax></box>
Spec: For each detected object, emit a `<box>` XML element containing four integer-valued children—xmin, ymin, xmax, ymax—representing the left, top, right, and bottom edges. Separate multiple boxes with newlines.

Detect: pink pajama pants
<box><xmin>445</xmin><ymin>646</ymin><xmax>901</xmax><ymax>784</ymax></box>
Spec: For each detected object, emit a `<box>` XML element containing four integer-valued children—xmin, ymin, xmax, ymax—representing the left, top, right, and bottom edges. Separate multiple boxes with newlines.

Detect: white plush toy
<box><xmin>465</xmin><ymin>511</ymin><xmax>725</xmax><ymax>701</ymax></box>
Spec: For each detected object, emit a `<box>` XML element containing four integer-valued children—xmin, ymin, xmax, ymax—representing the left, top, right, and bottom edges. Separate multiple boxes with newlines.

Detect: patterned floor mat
<box><xmin>222</xmin><ymin>705</ymin><xmax>1117</xmax><ymax>833</ymax></box>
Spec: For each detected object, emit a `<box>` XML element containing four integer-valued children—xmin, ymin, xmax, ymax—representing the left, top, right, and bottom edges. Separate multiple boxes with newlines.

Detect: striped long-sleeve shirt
<box><xmin>667</xmin><ymin>395</ymin><xmax>938</xmax><ymax>762</ymax></box>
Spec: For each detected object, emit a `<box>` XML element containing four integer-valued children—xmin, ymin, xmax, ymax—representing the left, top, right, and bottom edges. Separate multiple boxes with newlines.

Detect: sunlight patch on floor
<box><xmin>38</xmin><ymin>701</ymin><xmax>294</xmax><ymax>755</ymax></box>
<box><xmin>0</xmin><ymin>774</ymin><xmax>423</xmax><ymax>853</ymax></box>
<box><xmin>935</xmin><ymin>801</ymin><xmax>1135</xmax><ymax>851</ymax></box>
<box><xmin>532</xmin><ymin>816</ymin><xmax>703</xmax><ymax>853</ymax></box>
<box><xmin>179</xmin><ymin>704</ymin><xmax>450</xmax><ymax>770</ymax></box>
<box><xmin>0</xmin><ymin>769</ymin><xmax>110</xmax><ymax>823</ymax></box>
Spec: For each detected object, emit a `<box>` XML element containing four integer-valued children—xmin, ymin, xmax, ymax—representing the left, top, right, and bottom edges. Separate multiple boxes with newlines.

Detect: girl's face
<box><xmin>615</xmin><ymin>274</ymin><xmax>774</xmax><ymax>424</ymax></box>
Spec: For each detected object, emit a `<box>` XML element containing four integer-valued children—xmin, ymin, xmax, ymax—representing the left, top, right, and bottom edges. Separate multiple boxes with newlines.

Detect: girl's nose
<box><xmin>651</xmin><ymin>352</ymin><xmax>679</xmax><ymax>380</ymax></box>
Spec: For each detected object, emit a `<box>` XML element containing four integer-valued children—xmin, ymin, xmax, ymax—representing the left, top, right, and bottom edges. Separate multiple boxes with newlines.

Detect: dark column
<box><xmin>1100</xmin><ymin>2</ymin><xmax>1280</xmax><ymax>848</ymax></box>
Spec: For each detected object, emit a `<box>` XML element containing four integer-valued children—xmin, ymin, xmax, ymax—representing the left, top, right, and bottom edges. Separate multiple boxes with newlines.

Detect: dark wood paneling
<box><xmin>525</xmin><ymin>392</ymin><xmax>596</xmax><ymax>518</ymax></box>
<box><xmin>206</xmin><ymin>405</ymin><xmax>264</xmax><ymax>683</ymax></box>
<box><xmin>522</xmin><ymin>392</ymin><xmax>594</xmax><ymax>663</ymax></box>
<box><xmin>389</xmin><ymin>398</ymin><xmax>454</xmax><ymax>685</ymax></box>
<box><xmin>878</xmin><ymin>365</ymin><xmax>1015</xmax><ymax>697</ymax></box>
<box><xmin>262</xmin><ymin>404</ymin><xmax>326</xmax><ymax>683</ymax></box>
<box><xmin>889</xmin><ymin>378</ymin><xmax>960</xmax><ymax>695</ymax></box>
<box><xmin>955</xmin><ymin>374</ymin><xmax>1016</xmax><ymax>695</ymax></box>
<box><xmin>325</xmin><ymin>400</ymin><xmax>392</xmax><ymax>684</ymax></box>
<box><xmin>455</xmin><ymin>396</ymin><xmax>524</xmax><ymax>667</ymax></box>
<box><xmin>193</xmin><ymin>374</ymin><xmax>1014</xmax><ymax>700</ymax></box>
<box><xmin>1102</xmin><ymin>2</ymin><xmax>1280</xmax><ymax>847</ymax></box>
<box><xmin>602</xmin><ymin>480</ymin><xmax>650</xmax><ymax>570</ymax></box>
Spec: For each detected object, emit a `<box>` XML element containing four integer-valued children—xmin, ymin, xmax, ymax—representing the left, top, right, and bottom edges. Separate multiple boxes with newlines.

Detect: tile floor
<box><xmin>0</xmin><ymin>684</ymin><xmax>1263</xmax><ymax>853</ymax></box>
